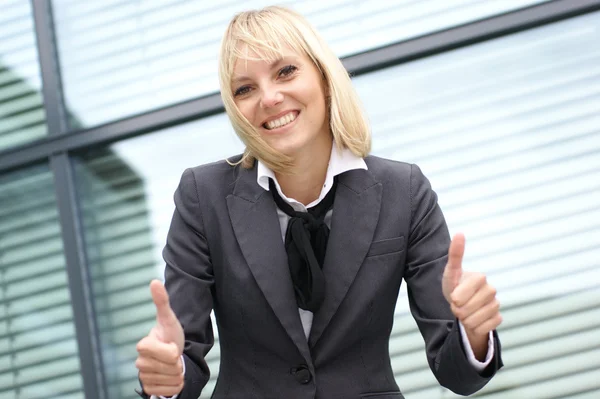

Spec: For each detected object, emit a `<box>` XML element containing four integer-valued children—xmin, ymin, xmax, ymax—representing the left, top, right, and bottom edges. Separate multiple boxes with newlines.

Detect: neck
<box><xmin>275</xmin><ymin>136</ymin><xmax>333</xmax><ymax>206</ymax></box>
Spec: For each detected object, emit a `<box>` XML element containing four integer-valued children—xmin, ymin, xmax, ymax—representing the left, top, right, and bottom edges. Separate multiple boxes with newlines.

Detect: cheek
<box><xmin>308</xmin><ymin>90</ymin><xmax>327</xmax><ymax>123</ymax></box>
<box><xmin>236</xmin><ymin>101</ymin><xmax>256</xmax><ymax>125</ymax></box>
<box><xmin>302</xmin><ymin>85</ymin><xmax>326</xmax><ymax>116</ymax></box>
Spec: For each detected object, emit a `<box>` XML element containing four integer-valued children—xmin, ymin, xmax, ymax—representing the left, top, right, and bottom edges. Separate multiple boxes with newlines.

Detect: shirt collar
<box><xmin>257</xmin><ymin>141</ymin><xmax>368</xmax><ymax>209</ymax></box>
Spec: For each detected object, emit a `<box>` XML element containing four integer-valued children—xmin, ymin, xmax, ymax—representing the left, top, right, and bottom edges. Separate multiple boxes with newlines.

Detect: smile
<box><xmin>263</xmin><ymin>111</ymin><xmax>299</xmax><ymax>130</ymax></box>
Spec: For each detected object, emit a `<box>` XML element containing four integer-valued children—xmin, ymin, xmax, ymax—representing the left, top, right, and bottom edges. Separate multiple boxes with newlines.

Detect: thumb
<box><xmin>150</xmin><ymin>280</ymin><xmax>180</xmax><ymax>340</ymax></box>
<box><xmin>443</xmin><ymin>233</ymin><xmax>465</xmax><ymax>300</ymax></box>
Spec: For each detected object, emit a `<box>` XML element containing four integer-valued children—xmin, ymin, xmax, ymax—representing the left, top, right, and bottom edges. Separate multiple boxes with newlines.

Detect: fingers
<box><xmin>452</xmin><ymin>296</ymin><xmax>500</xmax><ymax>327</ymax></box>
<box><xmin>136</xmin><ymin>343</ymin><xmax>183</xmax><ymax>396</ymax></box>
<box><xmin>451</xmin><ymin>279</ymin><xmax>496</xmax><ymax>319</ymax></box>
<box><xmin>450</xmin><ymin>272</ymin><xmax>487</xmax><ymax>306</ymax></box>
<box><xmin>442</xmin><ymin>233</ymin><xmax>466</xmax><ymax>300</ymax></box>
<box><xmin>136</xmin><ymin>335</ymin><xmax>181</xmax><ymax>369</ymax></box>
<box><xmin>446</xmin><ymin>233</ymin><xmax>465</xmax><ymax>274</ymax></box>
<box><xmin>136</xmin><ymin>327</ymin><xmax>185</xmax><ymax>397</ymax></box>
<box><xmin>139</xmin><ymin>372</ymin><xmax>184</xmax><ymax>386</ymax></box>
<box><xmin>448</xmin><ymin>272</ymin><xmax>502</xmax><ymax>336</ymax></box>
<box><xmin>471</xmin><ymin>312</ymin><xmax>503</xmax><ymax>336</ymax></box>
<box><xmin>150</xmin><ymin>280</ymin><xmax>178</xmax><ymax>329</ymax></box>
<box><xmin>136</xmin><ymin>355</ymin><xmax>182</xmax><ymax>376</ymax></box>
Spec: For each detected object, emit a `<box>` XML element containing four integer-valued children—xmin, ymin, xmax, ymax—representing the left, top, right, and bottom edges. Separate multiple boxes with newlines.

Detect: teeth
<box><xmin>265</xmin><ymin>112</ymin><xmax>296</xmax><ymax>130</ymax></box>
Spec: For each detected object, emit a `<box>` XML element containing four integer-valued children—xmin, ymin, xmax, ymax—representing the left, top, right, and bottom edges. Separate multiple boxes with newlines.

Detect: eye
<box><xmin>278</xmin><ymin>64</ymin><xmax>297</xmax><ymax>78</ymax></box>
<box><xmin>234</xmin><ymin>85</ymin><xmax>251</xmax><ymax>97</ymax></box>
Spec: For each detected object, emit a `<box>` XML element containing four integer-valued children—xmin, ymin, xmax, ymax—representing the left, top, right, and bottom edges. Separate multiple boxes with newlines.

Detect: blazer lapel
<box><xmin>308</xmin><ymin>169</ymin><xmax>382</xmax><ymax>347</ymax></box>
<box><xmin>226</xmin><ymin>165</ymin><xmax>312</xmax><ymax>365</ymax></box>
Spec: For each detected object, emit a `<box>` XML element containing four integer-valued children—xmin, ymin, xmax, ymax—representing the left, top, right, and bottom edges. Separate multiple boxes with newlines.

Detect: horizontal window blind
<box><xmin>50</xmin><ymin>0</ymin><xmax>548</xmax><ymax>128</ymax></box>
<box><xmin>73</xmin><ymin>119</ymin><xmax>243</xmax><ymax>398</ymax></box>
<box><xmin>69</xmin><ymin>7</ymin><xmax>598</xmax><ymax>399</ymax></box>
<box><xmin>75</xmin><ymin>149</ymin><xmax>159</xmax><ymax>399</ymax></box>
<box><xmin>0</xmin><ymin>0</ymin><xmax>47</xmax><ymax>151</ymax></box>
<box><xmin>352</xmin><ymin>10</ymin><xmax>600</xmax><ymax>398</ymax></box>
<box><xmin>0</xmin><ymin>165</ymin><xmax>84</xmax><ymax>399</ymax></box>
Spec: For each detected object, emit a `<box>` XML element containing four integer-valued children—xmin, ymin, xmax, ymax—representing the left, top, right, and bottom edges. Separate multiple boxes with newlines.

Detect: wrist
<box><xmin>465</xmin><ymin>328</ymin><xmax>488</xmax><ymax>361</ymax></box>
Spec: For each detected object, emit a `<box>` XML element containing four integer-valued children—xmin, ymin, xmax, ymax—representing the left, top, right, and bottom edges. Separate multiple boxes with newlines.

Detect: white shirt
<box><xmin>157</xmin><ymin>145</ymin><xmax>492</xmax><ymax>398</ymax></box>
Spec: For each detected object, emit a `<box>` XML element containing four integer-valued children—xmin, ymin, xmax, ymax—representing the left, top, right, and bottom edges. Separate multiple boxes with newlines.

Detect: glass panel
<box><xmin>0</xmin><ymin>0</ymin><xmax>48</xmax><ymax>150</ymax></box>
<box><xmin>51</xmin><ymin>0</ymin><xmax>549</xmax><ymax>128</ymax></box>
<box><xmin>353</xmin><ymin>11</ymin><xmax>600</xmax><ymax>398</ymax></box>
<box><xmin>74</xmin><ymin>9</ymin><xmax>599</xmax><ymax>399</ymax></box>
<box><xmin>0</xmin><ymin>164</ymin><xmax>84</xmax><ymax>399</ymax></box>
<box><xmin>73</xmin><ymin>118</ymin><xmax>242</xmax><ymax>399</ymax></box>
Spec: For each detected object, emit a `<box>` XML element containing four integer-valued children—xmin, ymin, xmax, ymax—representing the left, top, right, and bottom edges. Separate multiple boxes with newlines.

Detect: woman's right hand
<box><xmin>135</xmin><ymin>280</ymin><xmax>185</xmax><ymax>397</ymax></box>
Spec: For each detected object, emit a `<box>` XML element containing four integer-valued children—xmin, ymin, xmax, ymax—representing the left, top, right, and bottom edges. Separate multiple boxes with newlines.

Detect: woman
<box><xmin>135</xmin><ymin>6</ymin><xmax>503</xmax><ymax>399</ymax></box>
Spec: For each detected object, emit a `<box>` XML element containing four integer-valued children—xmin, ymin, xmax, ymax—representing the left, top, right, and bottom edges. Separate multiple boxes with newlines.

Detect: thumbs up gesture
<box><xmin>136</xmin><ymin>280</ymin><xmax>185</xmax><ymax>397</ymax></box>
<box><xmin>442</xmin><ymin>233</ymin><xmax>502</xmax><ymax>358</ymax></box>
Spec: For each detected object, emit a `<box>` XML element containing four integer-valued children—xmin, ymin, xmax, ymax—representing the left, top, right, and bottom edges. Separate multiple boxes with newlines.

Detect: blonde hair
<box><xmin>218</xmin><ymin>5</ymin><xmax>371</xmax><ymax>172</ymax></box>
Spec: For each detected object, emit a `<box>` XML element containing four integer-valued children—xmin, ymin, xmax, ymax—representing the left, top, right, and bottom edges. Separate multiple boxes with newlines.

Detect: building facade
<box><xmin>1</xmin><ymin>1</ymin><xmax>599</xmax><ymax>398</ymax></box>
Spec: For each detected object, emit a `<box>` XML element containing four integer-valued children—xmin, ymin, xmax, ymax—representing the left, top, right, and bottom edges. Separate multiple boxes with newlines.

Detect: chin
<box><xmin>264</xmin><ymin>134</ymin><xmax>306</xmax><ymax>157</ymax></box>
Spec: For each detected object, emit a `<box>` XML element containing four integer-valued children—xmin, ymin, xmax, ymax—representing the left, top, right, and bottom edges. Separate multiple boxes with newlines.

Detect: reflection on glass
<box><xmin>354</xmin><ymin>11</ymin><xmax>600</xmax><ymax>398</ymax></box>
<box><xmin>0</xmin><ymin>165</ymin><xmax>83</xmax><ymax>399</ymax></box>
<box><xmin>50</xmin><ymin>0</ymin><xmax>549</xmax><ymax>128</ymax></box>
<box><xmin>0</xmin><ymin>0</ymin><xmax>48</xmax><ymax>151</ymax></box>
<box><xmin>74</xmin><ymin>9</ymin><xmax>599</xmax><ymax>399</ymax></box>
<box><xmin>74</xmin><ymin>115</ymin><xmax>243</xmax><ymax>398</ymax></box>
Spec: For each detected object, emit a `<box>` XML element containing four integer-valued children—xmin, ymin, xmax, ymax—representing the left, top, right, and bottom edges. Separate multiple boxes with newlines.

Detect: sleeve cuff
<box><xmin>151</xmin><ymin>355</ymin><xmax>186</xmax><ymax>399</ymax></box>
<box><xmin>458</xmin><ymin>321</ymin><xmax>494</xmax><ymax>372</ymax></box>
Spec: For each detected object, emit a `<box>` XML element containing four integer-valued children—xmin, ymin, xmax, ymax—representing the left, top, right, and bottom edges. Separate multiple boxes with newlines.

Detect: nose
<box><xmin>259</xmin><ymin>85</ymin><xmax>283</xmax><ymax>109</ymax></box>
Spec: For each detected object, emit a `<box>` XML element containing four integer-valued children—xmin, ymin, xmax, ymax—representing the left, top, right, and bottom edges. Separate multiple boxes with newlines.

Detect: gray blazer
<box><xmin>157</xmin><ymin>155</ymin><xmax>502</xmax><ymax>399</ymax></box>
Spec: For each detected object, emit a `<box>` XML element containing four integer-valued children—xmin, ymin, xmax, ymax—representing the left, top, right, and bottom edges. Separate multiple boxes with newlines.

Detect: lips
<box><xmin>261</xmin><ymin>110</ymin><xmax>300</xmax><ymax>130</ymax></box>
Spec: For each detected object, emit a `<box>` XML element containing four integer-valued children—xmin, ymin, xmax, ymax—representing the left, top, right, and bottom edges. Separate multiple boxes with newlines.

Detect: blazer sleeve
<box><xmin>161</xmin><ymin>168</ymin><xmax>215</xmax><ymax>399</ymax></box>
<box><xmin>403</xmin><ymin>164</ymin><xmax>503</xmax><ymax>396</ymax></box>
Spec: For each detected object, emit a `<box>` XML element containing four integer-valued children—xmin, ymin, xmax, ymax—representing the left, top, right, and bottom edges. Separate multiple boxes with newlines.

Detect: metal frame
<box><xmin>31</xmin><ymin>1</ymin><xmax>107</xmax><ymax>399</ymax></box>
<box><xmin>343</xmin><ymin>0</ymin><xmax>600</xmax><ymax>75</ymax></box>
<box><xmin>3</xmin><ymin>0</ymin><xmax>600</xmax><ymax>398</ymax></box>
<box><xmin>3</xmin><ymin>0</ymin><xmax>600</xmax><ymax>172</ymax></box>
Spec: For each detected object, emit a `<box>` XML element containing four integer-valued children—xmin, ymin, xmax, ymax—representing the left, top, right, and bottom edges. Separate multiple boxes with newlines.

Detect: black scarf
<box><xmin>269</xmin><ymin>178</ymin><xmax>338</xmax><ymax>312</ymax></box>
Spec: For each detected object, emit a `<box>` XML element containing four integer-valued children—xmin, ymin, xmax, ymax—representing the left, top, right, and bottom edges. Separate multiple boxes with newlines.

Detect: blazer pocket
<box><xmin>360</xmin><ymin>392</ymin><xmax>405</xmax><ymax>399</ymax></box>
<box><xmin>366</xmin><ymin>236</ymin><xmax>405</xmax><ymax>257</ymax></box>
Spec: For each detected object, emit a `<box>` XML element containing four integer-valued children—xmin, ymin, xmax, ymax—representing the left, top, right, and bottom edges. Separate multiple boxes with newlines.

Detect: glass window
<box><xmin>51</xmin><ymin>0</ymin><xmax>549</xmax><ymax>128</ymax></box>
<box><xmin>0</xmin><ymin>0</ymin><xmax>48</xmax><ymax>151</ymax></box>
<box><xmin>73</xmin><ymin>117</ymin><xmax>243</xmax><ymax>399</ymax></box>
<box><xmin>0</xmin><ymin>164</ymin><xmax>84</xmax><ymax>399</ymax></box>
<box><xmin>74</xmin><ymin>9</ymin><xmax>599</xmax><ymax>399</ymax></box>
<box><xmin>353</xmin><ymin>11</ymin><xmax>600</xmax><ymax>398</ymax></box>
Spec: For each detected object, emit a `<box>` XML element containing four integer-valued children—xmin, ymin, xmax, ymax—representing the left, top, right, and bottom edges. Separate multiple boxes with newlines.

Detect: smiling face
<box><xmin>231</xmin><ymin>47</ymin><xmax>331</xmax><ymax>160</ymax></box>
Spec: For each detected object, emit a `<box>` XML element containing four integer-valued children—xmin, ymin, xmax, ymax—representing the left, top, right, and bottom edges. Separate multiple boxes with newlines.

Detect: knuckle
<box><xmin>136</xmin><ymin>340</ymin><xmax>146</xmax><ymax>353</ymax></box>
<box><xmin>492</xmin><ymin>300</ymin><xmax>500</xmax><ymax>312</ymax></box>
<box><xmin>136</xmin><ymin>335</ymin><xmax>156</xmax><ymax>353</ymax></box>
<box><xmin>169</xmin><ymin>347</ymin><xmax>180</xmax><ymax>363</ymax></box>
<box><xmin>135</xmin><ymin>358</ymin><xmax>146</xmax><ymax>370</ymax></box>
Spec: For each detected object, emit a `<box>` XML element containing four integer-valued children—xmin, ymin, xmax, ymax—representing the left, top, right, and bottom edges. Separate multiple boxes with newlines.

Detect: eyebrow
<box><xmin>232</xmin><ymin>56</ymin><xmax>299</xmax><ymax>85</ymax></box>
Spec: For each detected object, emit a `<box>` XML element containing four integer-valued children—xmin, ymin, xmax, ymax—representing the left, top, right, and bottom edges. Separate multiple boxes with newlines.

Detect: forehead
<box><xmin>232</xmin><ymin>43</ymin><xmax>306</xmax><ymax>74</ymax></box>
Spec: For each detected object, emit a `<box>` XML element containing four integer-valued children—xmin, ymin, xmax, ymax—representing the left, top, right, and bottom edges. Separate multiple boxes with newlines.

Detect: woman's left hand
<box><xmin>442</xmin><ymin>233</ymin><xmax>502</xmax><ymax>357</ymax></box>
